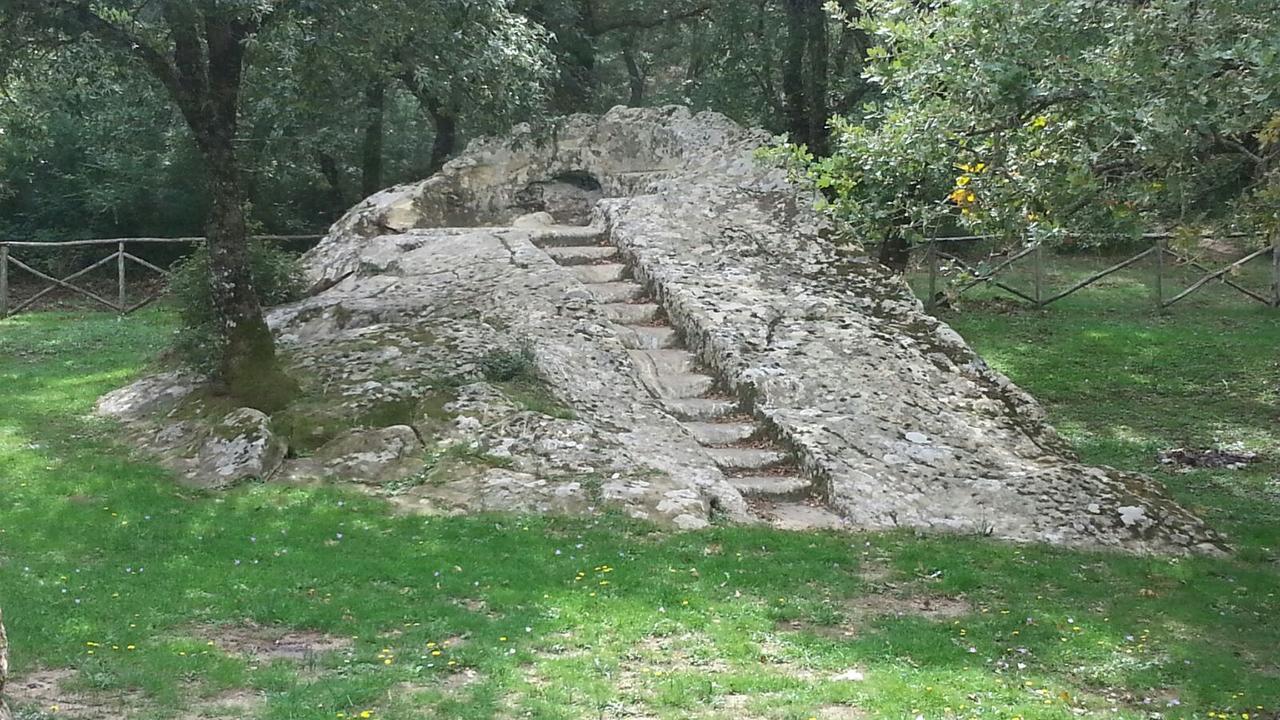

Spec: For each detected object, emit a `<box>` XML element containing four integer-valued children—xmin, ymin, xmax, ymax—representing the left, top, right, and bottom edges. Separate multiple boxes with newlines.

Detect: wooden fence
<box><xmin>921</xmin><ymin>233</ymin><xmax>1280</xmax><ymax>311</ymax></box>
<box><xmin>0</xmin><ymin>236</ymin><xmax>320</xmax><ymax>319</ymax></box>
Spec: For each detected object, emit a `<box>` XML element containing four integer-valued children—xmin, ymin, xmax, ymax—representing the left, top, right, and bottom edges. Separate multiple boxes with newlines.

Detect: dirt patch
<box><xmin>392</xmin><ymin>668</ymin><xmax>482</xmax><ymax>700</ymax></box>
<box><xmin>10</xmin><ymin>669</ymin><xmax>265</xmax><ymax>720</ymax></box>
<box><xmin>193</xmin><ymin>621</ymin><xmax>354</xmax><ymax>662</ymax></box>
<box><xmin>850</xmin><ymin>592</ymin><xmax>972</xmax><ymax>621</ymax></box>
<box><xmin>625</xmin><ymin>632</ymin><xmax>727</xmax><ymax>674</ymax></box>
<box><xmin>1158</xmin><ymin>446</ymin><xmax>1261</xmax><ymax>470</ymax></box>
<box><xmin>7</xmin><ymin>668</ymin><xmax>144</xmax><ymax>719</ymax></box>
<box><xmin>778</xmin><ymin>591</ymin><xmax>973</xmax><ymax>642</ymax></box>
<box><xmin>856</xmin><ymin>557</ymin><xmax>896</xmax><ymax>588</ymax></box>
<box><xmin>816</xmin><ymin>705</ymin><xmax>868</xmax><ymax>720</ymax></box>
<box><xmin>1085</xmin><ymin>685</ymin><xmax>1192</xmax><ymax>713</ymax></box>
<box><xmin>176</xmin><ymin>689</ymin><xmax>265</xmax><ymax>719</ymax></box>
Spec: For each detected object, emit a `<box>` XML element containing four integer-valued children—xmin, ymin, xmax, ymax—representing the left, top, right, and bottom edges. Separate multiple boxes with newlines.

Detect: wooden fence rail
<box><xmin>0</xmin><ymin>235</ymin><xmax>320</xmax><ymax>319</ymax></box>
<box><xmin>922</xmin><ymin>233</ymin><xmax>1280</xmax><ymax>311</ymax></box>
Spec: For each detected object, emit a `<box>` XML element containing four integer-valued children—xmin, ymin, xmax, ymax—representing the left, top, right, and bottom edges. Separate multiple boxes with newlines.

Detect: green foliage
<box><xmin>0</xmin><ymin>0</ymin><xmax>556</xmax><ymax>242</ymax></box>
<box><xmin>169</xmin><ymin>242</ymin><xmax>304</xmax><ymax>371</ymax></box>
<box><xmin>779</xmin><ymin>0</ymin><xmax>1280</xmax><ymax>250</ymax></box>
<box><xmin>478</xmin><ymin>344</ymin><xmax>539</xmax><ymax>383</ymax></box>
<box><xmin>0</xmin><ymin>45</ymin><xmax>209</xmax><ymax>240</ymax></box>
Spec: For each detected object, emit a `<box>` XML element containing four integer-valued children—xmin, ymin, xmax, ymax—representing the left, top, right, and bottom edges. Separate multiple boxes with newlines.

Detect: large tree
<box><xmin>779</xmin><ymin>0</ymin><xmax>1280</xmax><ymax>271</ymax></box>
<box><xmin>3</xmin><ymin>0</ymin><xmax>297</xmax><ymax>407</ymax></box>
<box><xmin>291</xmin><ymin>0</ymin><xmax>551</xmax><ymax>182</ymax></box>
<box><xmin>521</xmin><ymin>0</ymin><xmax>871</xmax><ymax>150</ymax></box>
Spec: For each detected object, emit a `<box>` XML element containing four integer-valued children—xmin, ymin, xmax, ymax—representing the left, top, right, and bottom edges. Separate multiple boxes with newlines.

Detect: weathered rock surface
<box><xmin>267</xmin><ymin>224</ymin><xmax>745</xmax><ymax>528</ymax></box>
<box><xmin>196</xmin><ymin>408</ymin><xmax>287</xmax><ymax>487</ymax></box>
<box><xmin>96</xmin><ymin>370</ymin><xmax>202</xmax><ymax>422</ymax></box>
<box><xmin>292</xmin><ymin>105</ymin><xmax>1223</xmax><ymax>553</ymax></box>
<box><xmin>101</xmin><ymin>105</ymin><xmax>1224</xmax><ymax>553</ymax></box>
<box><xmin>280</xmin><ymin>425</ymin><xmax>423</xmax><ymax>485</ymax></box>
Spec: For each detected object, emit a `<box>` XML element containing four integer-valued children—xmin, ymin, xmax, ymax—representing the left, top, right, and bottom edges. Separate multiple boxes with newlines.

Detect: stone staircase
<box><xmin>534</xmin><ymin>229</ymin><xmax>846</xmax><ymax>530</ymax></box>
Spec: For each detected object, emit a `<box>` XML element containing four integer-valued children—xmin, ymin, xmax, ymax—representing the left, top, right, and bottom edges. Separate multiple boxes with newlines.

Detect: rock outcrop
<box><xmin>102</xmin><ymin>105</ymin><xmax>1225</xmax><ymax>554</ymax></box>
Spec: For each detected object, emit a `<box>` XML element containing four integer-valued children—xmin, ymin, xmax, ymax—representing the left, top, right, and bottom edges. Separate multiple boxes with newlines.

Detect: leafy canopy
<box><xmin>777</xmin><ymin>0</ymin><xmax>1280</xmax><ymax>247</ymax></box>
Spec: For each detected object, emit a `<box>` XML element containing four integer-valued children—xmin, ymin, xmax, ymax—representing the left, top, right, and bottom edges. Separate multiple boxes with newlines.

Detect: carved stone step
<box><xmin>602</xmin><ymin>302</ymin><xmax>660</xmax><ymax>324</ymax></box>
<box><xmin>615</xmin><ymin>325</ymin><xmax>679</xmax><ymax>350</ymax></box>
<box><xmin>661</xmin><ymin>397</ymin><xmax>739</xmax><ymax>421</ymax></box>
<box><xmin>706</xmin><ymin>447</ymin><xmax>789</xmax><ymax>470</ymax></box>
<box><xmin>531</xmin><ymin>228</ymin><xmax>609</xmax><ymax>247</ymax></box>
<box><xmin>573</xmin><ymin>264</ymin><xmax>627</xmax><ymax>284</ymax></box>
<box><xmin>586</xmin><ymin>282</ymin><xmax>644</xmax><ymax>303</ymax></box>
<box><xmin>637</xmin><ymin>371</ymin><xmax>716</xmax><ymax>400</ymax></box>
<box><xmin>762</xmin><ymin>502</ymin><xmax>847</xmax><ymax>531</ymax></box>
<box><xmin>545</xmin><ymin>245</ymin><xmax>618</xmax><ymax>265</ymax></box>
<box><xmin>627</xmin><ymin>349</ymin><xmax>697</xmax><ymax>376</ymax></box>
<box><xmin>682</xmin><ymin>421</ymin><xmax>757</xmax><ymax>445</ymax></box>
<box><xmin>728</xmin><ymin>474</ymin><xmax>812</xmax><ymax>498</ymax></box>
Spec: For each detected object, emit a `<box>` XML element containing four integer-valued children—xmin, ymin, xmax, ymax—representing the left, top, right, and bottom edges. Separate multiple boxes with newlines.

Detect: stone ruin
<box><xmin>98</xmin><ymin>105</ymin><xmax>1226</xmax><ymax>555</ymax></box>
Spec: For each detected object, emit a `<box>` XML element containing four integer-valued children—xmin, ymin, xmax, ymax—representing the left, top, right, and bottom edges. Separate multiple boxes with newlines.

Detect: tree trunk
<box><xmin>155</xmin><ymin>13</ymin><xmax>295</xmax><ymax>409</ymax></box>
<box><xmin>394</xmin><ymin>71</ymin><xmax>458</xmax><ymax>175</ymax></box>
<box><xmin>361</xmin><ymin>80</ymin><xmax>386</xmax><ymax>197</ymax></box>
<box><xmin>316</xmin><ymin>151</ymin><xmax>345</xmax><ymax>210</ymax></box>
<box><xmin>426</xmin><ymin>102</ymin><xmax>458</xmax><ymax>174</ymax></box>
<box><xmin>878</xmin><ymin>229</ymin><xmax>912</xmax><ymax>273</ymax></box>
<box><xmin>202</xmin><ymin>140</ymin><xmax>296</xmax><ymax>411</ymax></box>
<box><xmin>782</xmin><ymin>0</ymin><xmax>832</xmax><ymax>153</ymax></box>
<box><xmin>803</xmin><ymin>0</ymin><xmax>830</xmax><ymax>156</ymax></box>
<box><xmin>831</xmin><ymin>1</ymin><xmax>871</xmax><ymax>115</ymax></box>
<box><xmin>782</xmin><ymin>0</ymin><xmax>810</xmax><ymax>147</ymax></box>
<box><xmin>1</xmin><ymin>608</ymin><xmax>10</xmax><ymax>720</ymax></box>
<box><xmin>621</xmin><ymin>35</ymin><xmax>645</xmax><ymax>106</ymax></box>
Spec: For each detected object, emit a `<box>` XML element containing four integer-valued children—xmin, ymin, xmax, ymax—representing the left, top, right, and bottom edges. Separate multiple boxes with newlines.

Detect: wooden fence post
<box><xmin>117</xmin><ymin>241</ymin><xmax>127</xmax><ymax>313</ymax></box>
<box><xmin>926</xmin><ymin>240</ymin><xmax>938</xmax><ymax>311</ymax></box>
<box><xmin>1033</xmin><ymin>242</ymin><xmax>1045</xmax><ymax>306</ymax></box>
<box><xmin>1272</xmin><ymin>231</ymin><xmax>1279</xmax><ymax>308</ymax></box>
<box><xmin>1153</xmin><ymin>236</ymin><xmax>1165</xmax><ymax>309</ymax></box>
<box><xmin>0</xmin><ymin>245</ymin><xmax>8</xmax><ymax>320</ymax></box>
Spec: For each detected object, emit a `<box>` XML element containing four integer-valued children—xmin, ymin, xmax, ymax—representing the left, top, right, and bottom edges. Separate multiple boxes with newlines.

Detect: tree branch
<box><xmin>965</xmin><ymin>91</ymin><xmax>1091</xmax><ymax>137</ymax></box>
<box><xmin>35</xmin><ymin>0</ymin><xmax>184</xmax><ymax>104</ymax></box>
<box><xmin>1212</xmin><ymin>132</ymin><xmax>1265</xmax><ymax>165</ymax></box>
<box><xmin>161</xmin><ymin>1</ymin><xmax>210</xmax><ymax>114</ymax></box>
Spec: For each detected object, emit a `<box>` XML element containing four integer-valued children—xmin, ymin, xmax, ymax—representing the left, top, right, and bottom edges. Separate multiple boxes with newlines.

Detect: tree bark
<box><xmin>621</xmin><ymin>35</ymin><xmax>645</xmax><ymax>106</ymax></box>
<box><xmin>191</xmin><ymin>16</ymin><xmax>295</xmax><ymax>410</ymax></box>
<box><xmin>783</xmin><ymin>0</ymin><xmax>810</xmax><ymax>147</ymax></box>
<box><xmin>361</xmin><ymin>80</ymin><xmax>386</xmax><ymax>197</ymax></box>
<box><xmin>202</xmin><ymin>140</ymin><xmax>296</xmax><ymax>410</ymax></box>
<box><xmin>396</xmin><ymin>70</ymin><xmax>459</xmax><ymax>175</ymax></box>
<box><xmin>424</xmin><ymin>100</ymin><xmax>458</xmax><ymax>174</ymax></box>
<box><xmin>316</xmin><ymin>151</ymin><xmax>345</xmax><ymax>210</ymax></box>
<box><xmin>803</xmin><ymin>0</ymin><xmax>830</xmax><ymax>156</ymax></box>
<box><xmin>781</xmin><ymin>0</ymin><xmax>832</xmax><ymax>153</ymax></box>
<box><xmin>1</xmin><ymin>608</ymin><xmax>10</xmax><ymax>720</ymax></box>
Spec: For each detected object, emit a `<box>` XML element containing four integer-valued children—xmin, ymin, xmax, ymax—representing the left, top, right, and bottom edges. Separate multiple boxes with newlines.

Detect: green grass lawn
<box><xmin>1</xmin><ymin>279</ymin><xmax>1278</xmax><ymax>719</ymax></box>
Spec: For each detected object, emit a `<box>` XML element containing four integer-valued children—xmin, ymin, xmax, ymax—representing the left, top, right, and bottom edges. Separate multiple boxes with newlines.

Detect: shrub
<box><xmin>170</xmin><ymin>241</ymin><xmax>305</xmax><ymax>371</ymax></box>
<box><xmin>478</xmin><ymin>344</ymin><xmax>538</xmax><ymax>383</ymax></box>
